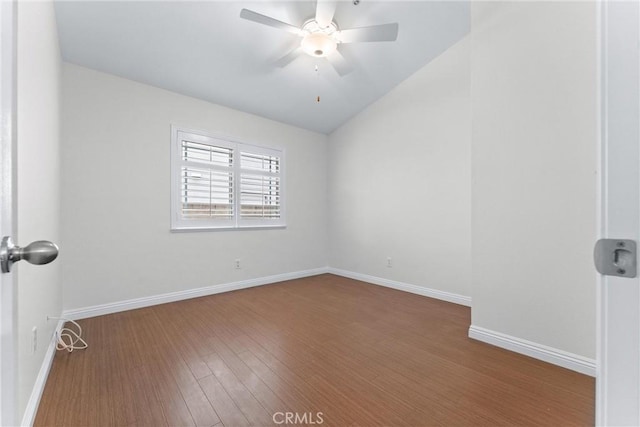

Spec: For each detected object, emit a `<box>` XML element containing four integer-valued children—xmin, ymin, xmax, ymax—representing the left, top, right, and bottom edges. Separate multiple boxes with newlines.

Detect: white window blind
<box><xmin>240</xmin><ymin>152</ymin><xmax>281</xmax><ymax>220</ymax></box>
<box><xmin>171</xmin><ymin>127</ymin><xmax>285</xmax><ymax>230</ymax></box>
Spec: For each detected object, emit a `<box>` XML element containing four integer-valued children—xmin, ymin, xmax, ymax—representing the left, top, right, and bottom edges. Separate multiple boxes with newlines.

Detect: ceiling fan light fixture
<box><xmin>301</xmin><ymin>32</ymin><xmax>337</xmax><ymax>57</ymax></box>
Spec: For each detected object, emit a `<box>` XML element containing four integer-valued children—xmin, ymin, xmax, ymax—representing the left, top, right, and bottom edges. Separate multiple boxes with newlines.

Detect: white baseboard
<box><xmin>468</xmin><ymin>325</ymin><xmax>596</xmax><ymax>377</ymax></box>
<box><xmin>21</xmin><ymin>319</ymin><xmax>64</xmax><ymax>427</ymax></box>
<box><xmin>327</xmin><ymin>268</ymin><xmax>471</xmax><ymax>307</ymax></box>
<box><xmin>62</xmin><ymin>267</ymin><xmax>329</xmax><ymax>320</ymax></box>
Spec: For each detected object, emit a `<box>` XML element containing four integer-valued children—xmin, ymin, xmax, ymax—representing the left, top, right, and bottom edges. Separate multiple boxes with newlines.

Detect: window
<box><xmin>171</xmin><ymin>126</ymin><xmax>285</xmax><ymax>230</ymax></box>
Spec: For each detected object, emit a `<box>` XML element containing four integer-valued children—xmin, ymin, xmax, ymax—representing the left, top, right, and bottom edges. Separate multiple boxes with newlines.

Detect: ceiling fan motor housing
<box><xmin>301</xmin><ymin>32</ymin><xmax>338</xmax><ymax>57</ymax></box>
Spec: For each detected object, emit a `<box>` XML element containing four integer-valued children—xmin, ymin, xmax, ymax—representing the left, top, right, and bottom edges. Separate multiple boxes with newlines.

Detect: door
<box><xmin>597</xmin><ymin>1</ymin><xmax>640</xmax><ymax>425</ymax></box>
<box><xmin>0</xmin><ymin>1</ymin><xmax>16</xmax><ymax>425</ymax></box>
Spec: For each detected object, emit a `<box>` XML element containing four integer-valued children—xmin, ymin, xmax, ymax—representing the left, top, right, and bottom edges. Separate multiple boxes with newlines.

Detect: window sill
<box><xmin>170</xmin><ymin>225</ymin><xmax>287</xmax><ymax>233</ymax></box>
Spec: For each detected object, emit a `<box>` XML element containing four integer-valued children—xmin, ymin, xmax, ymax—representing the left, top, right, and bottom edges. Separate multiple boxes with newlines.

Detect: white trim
<box><xmin>62</xmin><ymin>268</ymin><xmax>329</xmax><ymax>320</ymax></box>
<box><xmin>468</xmin><ymin>325</ymin><xmax>596</xmax><ymax>377</ymax></box>
<box><xmin>596</xmin><ymin>0</ymin><xmax>606</xmax><ymax>423</ymax></box>
<box><xmin>596</xmin><ymin>1</ymin><xmax>640</xmax><ymax>424</ymax></box>
<box><xmin>0</xmin><ymin>0</ymin><xmax>17</xmax><ymax>424</ymax></box>
<box><xmin>327</xmin><ymin>268</ymin><xmax>471</xmax><ymax>307</ymax></box>
<box><xmin>171</xmin><ymin>225</ymin><xmax>286</xmax><ymax>233</ymax></box>
<box><xmin>20</xmin><ymin>320</ymin><xmax>64</xmax><ymax>427</ymax></box>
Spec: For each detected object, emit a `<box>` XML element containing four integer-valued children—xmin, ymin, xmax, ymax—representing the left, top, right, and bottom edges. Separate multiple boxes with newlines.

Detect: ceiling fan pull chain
<box><xmin>315</xmin><ymin>65</ymin><xmax>321</xmax><ymax>103</ymax></box>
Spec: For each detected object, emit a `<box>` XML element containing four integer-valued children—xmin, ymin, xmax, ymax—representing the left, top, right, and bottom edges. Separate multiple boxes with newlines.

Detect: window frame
<box><xmin>170</xmin><ymin>125</ymin><xmax>286</xmax><ymax>231</ymax></box>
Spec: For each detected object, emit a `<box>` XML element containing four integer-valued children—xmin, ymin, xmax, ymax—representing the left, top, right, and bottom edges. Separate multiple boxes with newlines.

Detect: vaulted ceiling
<box><xmin>54</xmin><ymin>1</ymin><xmax>469</xmax><ymax>134</ymax></box>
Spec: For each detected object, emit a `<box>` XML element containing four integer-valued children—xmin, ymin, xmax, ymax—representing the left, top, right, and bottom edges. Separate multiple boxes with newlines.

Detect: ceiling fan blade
<box><xmin>315</xmin><ymin>0</ymin><xmax>337</xmax><ymax>29</ymax></box>
<box><xmin>327</xmin><ymin>50</ymin><xmax>353</xmax><ymax>77</ymax></box>
<box><xmin>338</xmin><ymin>23</ymin><xmax>399</xmax><ymax>43</ymax></box>
<box><xmin>240</xmin><ymin>9</ymin><xmax>302</xmax><ymax>36</ymax></box>
<box><xmin>274</xmin><ymin>47</ymin><xmax>302</xmax><ymax>68</ymax></box>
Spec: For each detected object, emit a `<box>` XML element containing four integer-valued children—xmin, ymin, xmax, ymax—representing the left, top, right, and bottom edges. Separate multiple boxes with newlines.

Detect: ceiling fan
<box><xmin>239</xmin><ymin>1</ymin><xmax>399</xmax><ymax>76</ymax></box>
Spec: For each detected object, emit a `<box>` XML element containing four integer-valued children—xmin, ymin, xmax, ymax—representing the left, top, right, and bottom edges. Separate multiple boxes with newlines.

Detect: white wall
<box><xmin>328</xmin><ymin>37</ymin><xmax>471</xmax><ymax>299</ymax></box>
<box><xmin>16</xmin><ymin>0</ymin><xmax>62</xmax><ymax>420</ymax></box>
<box><xmin>470</xmin><ymin>1</ymin><xmax>597</xmax><ymax>358</ymax></box>
<box><xmin>61</xmin><ymin>64</ymin><xmax>328</xmax><ymax>311</ymax></box>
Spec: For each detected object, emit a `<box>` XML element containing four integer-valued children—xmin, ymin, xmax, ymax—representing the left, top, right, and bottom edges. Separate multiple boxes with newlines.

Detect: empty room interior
<box><xmin>4</xmin><ymin>0</ymin><xmax>640</xmax><ymax>426</ymax></box>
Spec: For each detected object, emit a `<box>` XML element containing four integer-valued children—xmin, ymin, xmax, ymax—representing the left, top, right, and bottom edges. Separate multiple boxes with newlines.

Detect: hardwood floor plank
<box><xmin>154</xmin><ymin>302</ymin><xmax>214</xmax><ymax>380</ymax></box>
<box><xmin>234</xmin><ymin>339</ymin><xmax>360</xmax><ymax>426</ymax></box>
<box><xmin>204</xmin><ymin>334</ymin><xmax>288</xmax><ymax>415</ymax></box>
<box><xmin>143</xmin><ymin>309</ymin><xmax>220</xmax><ymax>427</ymax></box>
<box><xmin>204</xmin><ymin>351</ymin><xmax>274</xmax><ymax>426</ymax></box>
<box><xmin>129</xmin><ymin>310</ymin><xmax>197</xmax><ymax>427</ymax></box>
<box><xmin>199</xmin><ymin>373</ymin><xmax>251</xmax><ymax>427</ymax></box>
<box><xmin>236</xmin><ymin>349</ymin><xmax>317</xmax><ymax>415</ymax></box>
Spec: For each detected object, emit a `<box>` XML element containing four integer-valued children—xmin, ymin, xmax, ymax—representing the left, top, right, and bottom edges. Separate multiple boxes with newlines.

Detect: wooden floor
<box><xmin>35</xmin><ymin>274</ymin><xmax>594</xmax><ymax>426</ymax></box>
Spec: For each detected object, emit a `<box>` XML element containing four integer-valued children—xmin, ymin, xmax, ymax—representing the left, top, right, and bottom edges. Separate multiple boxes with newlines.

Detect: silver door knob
<box><xmin>0</xmin><ymin>236</ymin><xmax>59</xmax><ymax>273</ymax></box>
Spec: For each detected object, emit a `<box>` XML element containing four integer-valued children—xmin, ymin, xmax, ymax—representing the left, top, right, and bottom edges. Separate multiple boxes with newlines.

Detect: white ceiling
<box><xmin>54</xmin><ymin>1</ymin><xmax>469</xmax><ymax>134</ymax></box>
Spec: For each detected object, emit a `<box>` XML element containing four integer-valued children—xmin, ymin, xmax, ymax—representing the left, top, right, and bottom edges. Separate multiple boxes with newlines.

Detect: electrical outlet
<box><xmin>387</xmin><ymin>257</ymin><xmax>392</xmax><ymax>268</ymax></box>
<box><xmin>31</xmin><ymin>326</ymin><xmax>37</xmax><ymax>354</ymax></box>
<box><xmin>235</xmin><ymin>259</ymin><xmax>241</xmax><ymax>269</ymax></box>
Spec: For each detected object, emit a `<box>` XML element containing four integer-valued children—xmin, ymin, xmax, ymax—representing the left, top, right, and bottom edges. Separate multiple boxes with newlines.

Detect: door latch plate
<box><xmin>594</xmin><ymin>239</ymin><xmax>637</xmax><ymax>278</ymax></box>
